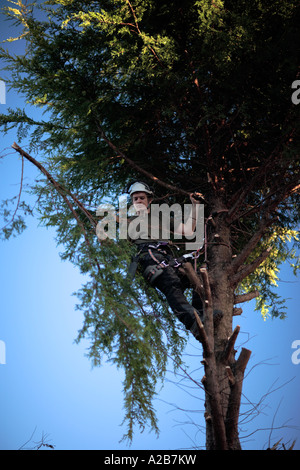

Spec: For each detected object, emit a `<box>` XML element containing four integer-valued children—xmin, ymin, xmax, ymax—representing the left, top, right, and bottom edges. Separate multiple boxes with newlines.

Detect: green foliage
<box><xmin>72</xmin><ymin>237</ymin><xmax>188</xmax><ymax>442</ymax></box>
<box><xmin>0</xmin><ymin>197</ymin><xmax>32</xmax><ymax>239</ymax></box>
<box><xmin>238</xmin><ymin>226</ymin><xmax>300</xmax><ymax>319</ymax></box>
<box><xmin>29</xmin><ymin>170</ymin><xmax>187</xmax><ymax>441</ymax></box>
<box><xmin>0</xmin><ymin>0</ymin><xmax>299</xmax><ymax>440</ymax></box>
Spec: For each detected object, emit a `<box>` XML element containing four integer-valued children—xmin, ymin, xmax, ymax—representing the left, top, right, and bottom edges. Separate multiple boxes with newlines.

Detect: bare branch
<box><xmin>11</xmin><ymin>143</ymin><xmax>102</xmax><ymax>274</ymax></box>
<box><xmin>1</xmin><ymin>151</ymin><xmax>24</xmax><ymax>231</ymax></box>
<box><xmin>227</xmin><ymin>128</ymin><xmax>298</xmax><ymax>224</ymax></box>
<box><xmin>229</xmin><ymin>216</ymin><xmax>274</xmax><ymax>279</ymax></box>
<box><xmin>236</xmin><ymin>347</ymin><xmax>252</xmax><ymax>374</ymax></box>
<box><xmin>226</xmin><ymin>347</ymin><xmax>252</xmax><ymax>449</ymax></box>
<box><xmin>233</xmin><ymin>307</ymin><xmax>243</xmax><ymax>316</ymax></box>
<box><xmin>231</xmin><ymin>247</ymin><xmax>272</xmax><ymax>286</ymax></box>
<box><xmin>234</xmin><ymin>290</ymin><xmax>260</xmax><ymax>304</ymax></box>
<box><xmin>193</xmin><ymin>310</ymin><xmax>212</xmax><ymax>356</ymax></box>
<box><xmin>11</xmin><ymin>143</ymin><xmax>98</xmax><ymax>228</ymax></box>
<box><xmin>224</xmin><ymin>325</ymin><xmax>240</xmax><ymax>363</ymax></box>
<box><xmin>182</xmin><ymin>262</ymin><xmax>204</xmax><ymax>300</ymax></box>
<box><xmin>95</xmin><ymin>123</ymin><xmax>206</xmax><ymax>200</ymax></box>
<box><xmin>19</xmin><ymin>427</ymin><xmax>55</xmax><ymax>450</ymax></box>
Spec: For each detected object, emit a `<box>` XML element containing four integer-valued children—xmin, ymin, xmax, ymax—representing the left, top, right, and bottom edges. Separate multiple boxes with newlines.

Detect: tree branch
<box><xmin>229</xmin><ymin>218</ymin><xmax>274</xmax><ymax>277</ymax></box>
<box><xmin>230</xmin><ymin>246</ymin><xmax>272</xmax><ymax>286</ymax></box>
<box><xmin>232</xmin><ymin>177</ymin><xmax>300</xmax><ymax>222</ymax></box>
<box><xmin>181</xmin><ymin>262</ymin><xmax>204</xmax><ymax>300</ymax></box>
<box><xmin>1</xmin><ymin>151</ymin><xmax>24</xmax><ymax>231</ymax></box>
<box><xmin>11</xmin><ymin>143</ymin><xmax>102</xmax><ymax>274</ymax></box>
<box><xmin>11</xmin><ymin>142</ymin><xmax>97</xmax><ymax>228</ymax></box>
<box><xmin>199</xmin><ymin>266</ymin><xmax>214</xmax><ymax>336</ymax></box>
<box><xmin>95</xmin><ymin>122</ymin><xmax>206</xmax><ymax>200</ymax></box>
<box><xmin>236</xmin><ymin>347</ymin><xmax>252</xmax><ymax>374</ymax></box>
<box><xmin>226</xmin><ymin>129</ymin><xmax>298</xmax><ymax>224</ymax></box>
<box><xmin>224</xmin><ymin>325</ymin><xmax>240</xmax><ymax>363</ymax></box>
<box><xmin>226</xmin><ymin>347</ymin><xmax>252</xmax><ymax>449</ymax></box>
<box><xmin>193</xmin><ymin>310</ymin><xmax>212</xmax><ymax>356</ymax></box>
<box><xmin>233</xmin><ymin>307</ymin><xmax>243</xmax><ymax>316</ymax></box>
<box><xmin>234</xmin><ymin>290</ymin><xmax>260</xmax><ymax>304</ymax></box>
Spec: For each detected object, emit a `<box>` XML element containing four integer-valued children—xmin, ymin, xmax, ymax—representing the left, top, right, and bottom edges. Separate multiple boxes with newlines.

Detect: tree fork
<box><xmin>225</xmin><ymin>348</ymin><xmax>252</xmax><ymax>450</ymax></box>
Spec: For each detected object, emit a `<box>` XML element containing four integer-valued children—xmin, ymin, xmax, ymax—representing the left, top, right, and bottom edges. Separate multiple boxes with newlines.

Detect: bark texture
<box><xmin>183</xmin><ymin>198</ymin><xmax>255</xmax><ymax>450</ymax></box>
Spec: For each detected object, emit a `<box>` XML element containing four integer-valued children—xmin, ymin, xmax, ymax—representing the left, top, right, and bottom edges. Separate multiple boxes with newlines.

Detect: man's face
<box><xmin>132</xmin><ymin>192</ymin><xmax>151</xmax><ymax>214</ymax></box>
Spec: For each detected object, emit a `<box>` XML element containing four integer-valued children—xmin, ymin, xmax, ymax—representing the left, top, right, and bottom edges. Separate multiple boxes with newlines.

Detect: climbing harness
<box><xmin>127</xmin><ymin>202</ymin><xmax>230</xmax><ymax>285</ymax></box>
<box><xmin>143</xmin><ymin>247</ymin><xmax>202</xmax><ymax>285</ymax></box>
<box><xmin>128</xmin><ymin>240</ymin><xmax>203</xmax><ymax>285</ymax></box>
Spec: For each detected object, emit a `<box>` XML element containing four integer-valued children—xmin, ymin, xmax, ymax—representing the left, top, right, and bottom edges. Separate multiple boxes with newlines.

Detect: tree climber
<box><xmin>125</xmin><ymin>181</ymin><xmax>209</xmax><ymax>342</ymax></box>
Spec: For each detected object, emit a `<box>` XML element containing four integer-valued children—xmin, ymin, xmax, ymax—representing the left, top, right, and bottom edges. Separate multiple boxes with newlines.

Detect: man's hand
<box><xmin>190</xmin><ymin>192</ymin><xmax>202</xmax><ymax>204</ymax></box>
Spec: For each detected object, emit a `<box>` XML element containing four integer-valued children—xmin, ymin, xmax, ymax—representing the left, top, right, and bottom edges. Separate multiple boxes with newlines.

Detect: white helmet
<box><xmin>129</xmin><ymin>181</ymin><xmax>153</xmax><ymax>197</ymax></box>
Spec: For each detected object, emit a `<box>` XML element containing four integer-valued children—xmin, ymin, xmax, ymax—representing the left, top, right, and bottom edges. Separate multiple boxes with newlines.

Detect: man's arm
<box><xmin>174</xmin><ymin>193</ymin><xmax>202</xmax><ymax>237</ymax></box>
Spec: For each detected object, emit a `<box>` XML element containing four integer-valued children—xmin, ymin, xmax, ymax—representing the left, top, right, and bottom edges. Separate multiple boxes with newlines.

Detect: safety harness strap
<box><xmin>128</xmin><ymin>241</ymin><xmax>201</xmax><ymax>282</ymax></box>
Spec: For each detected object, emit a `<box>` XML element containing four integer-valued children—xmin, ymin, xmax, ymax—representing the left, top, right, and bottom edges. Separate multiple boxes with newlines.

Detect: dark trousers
<box><xmin>139</xmin><ymin>251</ymin><xmax>203</xmax><ymax>331</ymax></box>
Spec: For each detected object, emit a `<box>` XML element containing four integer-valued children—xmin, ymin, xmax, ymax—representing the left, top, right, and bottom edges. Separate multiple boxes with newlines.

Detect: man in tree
<box><xmin>0</xmin><ymin>0</ymin><xmax>299</xmax><ymax>449</ymax></box>
<box><xmin>126</xmin><ymin>181</ymin><xmax>222</xmax><ymax>341</ymax></box>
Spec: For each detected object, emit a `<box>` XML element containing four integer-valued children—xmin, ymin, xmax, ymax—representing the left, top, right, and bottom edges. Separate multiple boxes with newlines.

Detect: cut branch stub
<box><xmin>224</xmin><ymin>325</ymin><xmax>240</xmax><ymax>363</ymax></box>
<box><xmin>193</xmin><ymin>310</ymin><xmax>212</xmax><ymax>356</ymax></box>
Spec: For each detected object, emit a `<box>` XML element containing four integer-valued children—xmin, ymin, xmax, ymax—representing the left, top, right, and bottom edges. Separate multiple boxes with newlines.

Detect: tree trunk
<box><xmin>185</xmin><ymin>199</ymin><xmax>252</xmax><ymax>450</ymax></box>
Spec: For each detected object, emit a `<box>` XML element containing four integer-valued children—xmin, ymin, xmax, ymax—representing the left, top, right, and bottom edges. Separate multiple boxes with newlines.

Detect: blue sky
<box><xmin>0</xmin><ymin>1</ymin><xmax>300</xmax><ymax>451</ymax></box>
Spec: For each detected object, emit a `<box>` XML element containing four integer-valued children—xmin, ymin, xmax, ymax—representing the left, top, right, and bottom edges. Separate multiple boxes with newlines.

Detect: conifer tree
<box><xmin>0</xmin><ymin>0</ymin><xmax>299</xmax><ymax>449</ymax></box>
